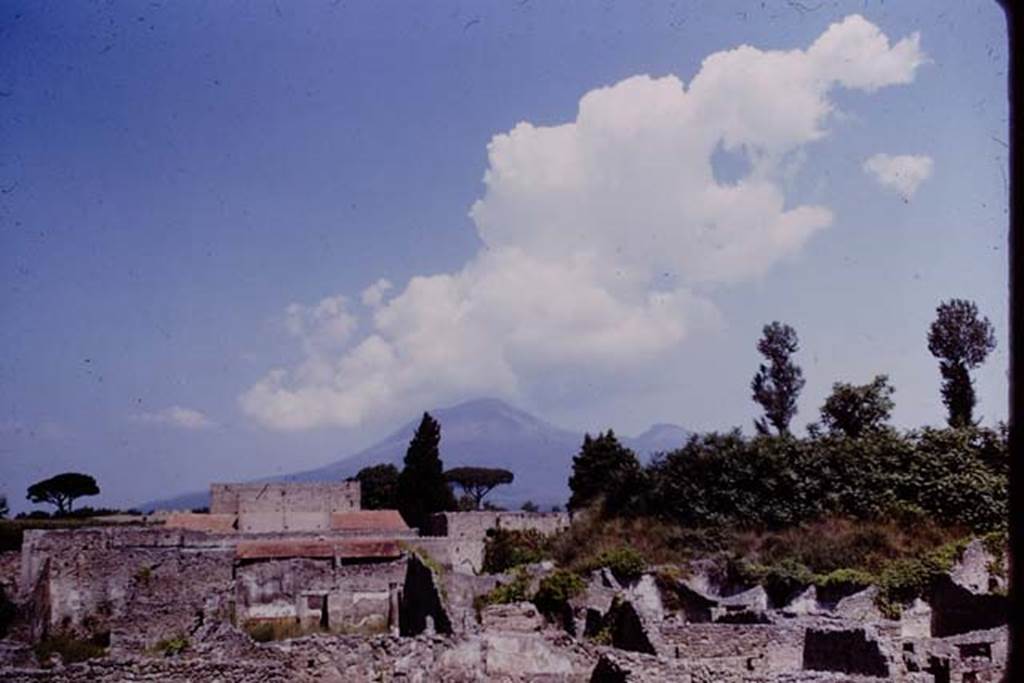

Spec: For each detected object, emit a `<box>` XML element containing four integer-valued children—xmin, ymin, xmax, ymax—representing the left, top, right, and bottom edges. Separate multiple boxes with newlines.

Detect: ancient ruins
<box><xmin>0</xmin><ymin>481</ymin><xmax>1009</xmax><ymax>681</ymax></box>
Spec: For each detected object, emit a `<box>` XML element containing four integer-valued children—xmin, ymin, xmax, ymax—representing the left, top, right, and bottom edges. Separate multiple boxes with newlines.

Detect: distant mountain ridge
<box><xmin>142</xmin><ymin>398</ymin><xmax>689</xmax><ymax>511</ymax></box>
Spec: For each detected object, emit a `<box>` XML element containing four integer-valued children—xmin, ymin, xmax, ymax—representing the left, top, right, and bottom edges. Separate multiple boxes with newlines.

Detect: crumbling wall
<box><xmin>660</xmin><ymin>622</ymin><xmax>804</xmax><ymax>672</ymax></box>
<box><xmin>802</xmin><ymin>627</ymin><xmax>890</xmax><ymax>677</ymax></box>
<box><xmin>405</xmin><ymin>537</ymin><xmax>487</xmax><ymax>574</ymax></box>
<box><xmin>929</xmin><ymin>575</ymin><xmax>1008</xmax><ymax>637</ymax></box>
<box><xmin>235</xmin><ymin>556</ymin><xmax>405</xmax><ymax>636</ymax></box>
<box><xmin>112</xmin><ymin>549</ymin><xmax>235</xmax><ymax>651</ymax></box>
<box><xmin>399</xmin><ymin>553</ymin><xmax>452</xmax><ymax>636</ymax></box>
<box><xmin>19</xmin><ymin>526</ymin><xmax>413</xmax><ymax>650</ymax></box>
<box><xmin>423</xmin><ymin>511</ymin><xmax>570</xmax><ymax>540</ymax></box>
<box><xmin>19</xmin><ymin>528</ymin><xmax>236</xmax><ymax>649</ymax></box>
<box><xmin>606</xmin><ymin>599</ymin><xmax>658</xmax><ymax>655</ymax></box>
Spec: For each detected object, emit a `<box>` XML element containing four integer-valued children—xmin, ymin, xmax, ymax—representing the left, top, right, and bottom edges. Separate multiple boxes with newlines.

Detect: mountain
<box><xmin>622</xmin><ymin>423</ymin><xmax>692</xmax><ymax>462</ymax></box>
<box><xmin>142</xmin><ymin>398</ymin><xmax>689</xmax><ymax>512</ymax></box>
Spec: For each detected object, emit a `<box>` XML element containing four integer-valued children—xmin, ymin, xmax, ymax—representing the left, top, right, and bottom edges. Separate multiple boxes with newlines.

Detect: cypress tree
<box><xmin>397</xmin><ymin>412</ymin><xmax>455</xmax><ymax>528</ymax></box>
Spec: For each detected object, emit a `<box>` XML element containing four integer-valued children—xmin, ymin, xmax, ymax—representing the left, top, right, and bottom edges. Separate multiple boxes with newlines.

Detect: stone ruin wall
<box><xmin>237</xmin><ymin>556</ymin><xmax>405</xmax><ymax>636</ymax></box>
<box><xmin>20</xmin><ymin>527</ymin><xmax>236</xmax><ymax>650</ymax></box>
<box><xmin>3</xmin><ymin>524</ymin><xmax>1012</xmax><ymax>682</ymax></box>
<box><xmin>425</xmin><ymin>511</ymin><xmax>570</xmax><ymax>539</ymax></box>
<box><xmin>17</xmin><ymin>525</ymin><xmax>411</xmax><ymax>651</ymax></box>
<box><xmin>210</xmin><ymin>482</ymin><xmax>361</xmax><ymax>533</ymax></box>
<box><xmin>416</xmin><ymin>511</ymin><xmax>569</xmax><ymax>574</ymax></box>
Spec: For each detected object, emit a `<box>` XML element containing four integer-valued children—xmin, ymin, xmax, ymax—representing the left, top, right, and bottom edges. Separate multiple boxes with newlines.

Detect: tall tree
<box><xmin>445</xmin><ymin>467</ymin><xmax>514</xmax><ymax>510</ymax></box>
<box><xmin>567</xmin><ymin>430</ymin><xmax>644</xmax><ymax>515</ymax></box>
<box><xmin>819</xmin><ymin>374</ymin><xmax>896</xmax><ymax>438</ymax></box>
<box><xmin>26</xmin><ymin>473</ymin><xmax>99</xmax><ymax>515</ymax></box>
<box><xmin>0</xmin><ymin>495</ymin><xmax>8</xmax><ymax>519</ymax></box>
<box><xmin>751</xmin><ymin>322</ymin><xmax>806</xmax><ymax>436</ymax></box>
<box><xmin>927</xmin><ymin>299</ymin><xmax>997</xmax><ymax>428</ymax></box>
<box><xmin>396</xmin><ymin>412</ymin><xmax>455</xmax><ymax>528</ymax></box>
<box><xmin>354</xmin><ymin>464</ymin><xmax>400</xmax><ymax>510</ymax></box>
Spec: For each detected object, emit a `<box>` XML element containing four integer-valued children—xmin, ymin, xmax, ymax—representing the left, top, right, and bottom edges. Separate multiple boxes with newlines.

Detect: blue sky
<box><xmin>0</xmin><ymin>1</ymin><xmax>1008</xmax><ymax>513</ymax></box>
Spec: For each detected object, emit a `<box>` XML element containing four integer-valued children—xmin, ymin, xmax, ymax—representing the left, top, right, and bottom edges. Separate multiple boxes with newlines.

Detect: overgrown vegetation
<box><xmin>573</xmin><ymin>547</ymin><xmax>646</xmax><ymax>584</ymax></box>
<box><xmin>473</xmin><ymin>566</ymin><xmax>585</xmax><ymax>622</ymax></box>
<box><xmin>473</xmin><ymin>568</ymin><xmax>532</xmax><ymax>613</ymax></box>
<box><xmin>532</xmin><ymin>570</ymin><xmax>586</xmax><ymax>616</ymax></box>
<box><xmin>643</xmin><ymin>425</ymin><xmax>1007</xmax><ymax>533</ymax></box>
<box><xmin>482</xmin><ymin>529</ymin><xmax>553</xmax><ymax>574</ymax></box>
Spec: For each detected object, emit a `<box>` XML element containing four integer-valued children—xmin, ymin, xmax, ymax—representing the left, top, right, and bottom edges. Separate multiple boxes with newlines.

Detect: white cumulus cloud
<box><xmin>134</xmin><ymin>406</ymin><xmax>216</xmax><ymax>430</ymax></box>
<box><xmin>360</xmin><ymin>278</ymin><xmax>394</xmax><ymax>309</ymax></box>
<box><xmin>863</xmin><ymin>153</ymin><xmax>934</xmax><ymax>199</ymax></box>
<box><xmin>241</xmin><ymin>15</ymin><xmax>926</xmax><ymax>431</ymax></box>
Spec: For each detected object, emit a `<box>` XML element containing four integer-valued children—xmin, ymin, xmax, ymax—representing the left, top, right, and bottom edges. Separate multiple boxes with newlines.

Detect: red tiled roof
<box><xmin>335</xmin><ymin>539</ymin><xmax>403</xmax><ymax>558</ymax></box>
<box><xmin>330</xmin><ymin>509</ymin><xmax>409</xmax><ymax>532</ymax></box>
<box><xmin>235</xmin><ymin>538</ymin><xmax>403</xmax><ymax>561</ymax></box>
<box><xmin>164</xmin><ymin>513</ymin><xmax>237</xmax><ymax>533</ymax></box>
<box><xmin>236</xmin><ymin>540</ymin><xmax>333</xmax><ymax>560</ymax></box>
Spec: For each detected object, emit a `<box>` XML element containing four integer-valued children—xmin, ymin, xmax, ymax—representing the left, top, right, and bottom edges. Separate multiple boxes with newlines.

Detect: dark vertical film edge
<box><xmin>1001</xmin><ymin>0</ymin><xmax>1022</xmax><ymax>679</ymax></box>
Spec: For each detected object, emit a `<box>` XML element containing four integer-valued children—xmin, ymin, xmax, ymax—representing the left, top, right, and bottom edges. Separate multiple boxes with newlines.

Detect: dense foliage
<box><xmin>532</xmin><ymin>570</ymin><xmax>586</xmax><ymax>616</ymax></box>
<box><xmin>646</xmin><ymin>425</ymin><xmax>1006</xmax><ymax>533</ymax></box>
<box><xmin>927</xmin><ymin>298</ymin><xmax>997</xmax><ymax>428</ymax></box>
<box><xmin>396</xmin><ymin>413</ymin><xmax>456</xmax><ymax>529</ymax></box>
<box><xmin>482</xmin><ymin>529</ymin><xmax>552</xmax><ymax>574</ymax></box>
<box><xmin>567</xmin><ymin>430</ymin><xmax>645</xmax><ymax>515</ymax></box>
<box><xmin>817</xmin><ymin>375</ymin><xmax>895</xmax><ymax>438</ymax></box>
<box><xmin>354</xmin><ymin>464</ymin><xmax>400</xmax><ymax>510</ymax></box>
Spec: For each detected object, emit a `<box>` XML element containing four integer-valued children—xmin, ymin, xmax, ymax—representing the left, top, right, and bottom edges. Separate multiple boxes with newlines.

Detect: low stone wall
<box><xmin>424</xmin><ymin>511</ymin><xmax>570</xmax><ymax>540</ymax></box>
<box><xmin>661</xmin><ymin>622</ymin><xmax>804</xmax><ymax>672</ymax></box>
<box><xmin>1</xmin><ymin>631</ymin><xmax>599</xmax><ymax>682</ymax></box>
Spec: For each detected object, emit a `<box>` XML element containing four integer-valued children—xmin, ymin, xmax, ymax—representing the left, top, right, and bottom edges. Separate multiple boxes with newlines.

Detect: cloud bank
<box><xmin>134</xmin><ymin>406</ymin><xmax>216</xmax><ymax>430</ymax></box>
<box><xmin>863</xmin><ymin>153</ymin><xmax>934</xmax><ymax>199</ymax></box>
<box><xmin>241</xmin><ymin>15</ymin><xmax>926</xmax><ymax>431</ymax></box>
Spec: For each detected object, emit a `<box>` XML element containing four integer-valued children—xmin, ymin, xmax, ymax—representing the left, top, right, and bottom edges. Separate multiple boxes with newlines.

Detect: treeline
<box><xmin>568</xmin><ymin>298</ymin><xmax>1007</xmax><ymax>534</ymax></box>
<box><xmin>570</xmin><ymin>426</ymin><xmax>1006</xmax><ymax>533</ymax></box>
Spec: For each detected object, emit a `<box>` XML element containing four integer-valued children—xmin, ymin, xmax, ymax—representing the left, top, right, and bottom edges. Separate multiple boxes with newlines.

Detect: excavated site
<box><xmin>0</xmin><ymin>482</ymin><xmax>1009</xmax><ymax>682</ymax></box>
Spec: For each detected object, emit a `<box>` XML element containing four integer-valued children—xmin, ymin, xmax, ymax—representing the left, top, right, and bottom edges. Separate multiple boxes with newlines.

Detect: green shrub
<box><xmin>981</xmin><ymin>530</ymin><xmax>1008</xmax><ymax>584</ymax></box>
<box><xmin>482</xmin><ymin>529</ymin><xmax>552</xmax><ymax>574</ymax></box>
<box><xmin>34</xmin><ymin>632</ymin><xmax>108</xmax><ymax>666</ymax></box>
<box><xmin>473</xmin><ymin>568</ymin><xmax>532</xmax><ymax>614</ymax></box>
<box><xmin>575</xmin><ymin>547</ymin><xmax>646</xmax><ymax>583</ymax></box>
<box><xmin>533</xmin><ymin>570</ymin><xmax>586</xmax><ymax>616</ymax></box>
<box><xmin>815</xmin><ymin>567</ymin><xmax>875</xmax><ymax>589</ymax></box>
<box><xmin>874</xmin><ymin>539</ymin><xmax>968</xmax><ymax>618</ymax></box>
